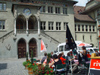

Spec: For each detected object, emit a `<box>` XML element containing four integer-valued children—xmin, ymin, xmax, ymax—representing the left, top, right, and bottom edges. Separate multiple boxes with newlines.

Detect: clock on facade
<box><xmin>23</xmin><ymin>8</ymin><xmax>31</xmax><ymax>15</ymax></box>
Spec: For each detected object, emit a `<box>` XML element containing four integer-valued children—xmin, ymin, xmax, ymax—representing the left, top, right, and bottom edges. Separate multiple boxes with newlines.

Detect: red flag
<box><xmin>41</xmin><ymin>40</ymin><xmax>46</xmax><ymax>52</ymax></box>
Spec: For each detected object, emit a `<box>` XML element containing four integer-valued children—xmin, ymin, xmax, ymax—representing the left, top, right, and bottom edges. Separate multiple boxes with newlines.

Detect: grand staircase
<box><xmin>0</xmin><ymin>30</ymin><xmax>14</xmax><ymax>43</ymax></box>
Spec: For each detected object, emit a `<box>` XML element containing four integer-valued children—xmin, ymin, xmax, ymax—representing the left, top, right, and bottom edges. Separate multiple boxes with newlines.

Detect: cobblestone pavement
<box><xmin>0</xmin><ymin>58</ymin><xmax>28</xmax><ymax>75</ymax></box>
<box><xmin>0</xmin><ymin>58</ymin><xmax>88</xmax><ymax>75</ymax></box>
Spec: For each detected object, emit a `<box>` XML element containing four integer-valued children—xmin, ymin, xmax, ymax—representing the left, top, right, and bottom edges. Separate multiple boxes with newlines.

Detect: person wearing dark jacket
<box><xmin>49</xmin><ymin>54</ymin><xmax>62</xmax><ymax>67</ymax></box>
<box><xmin>41</xmin><ymin>53</ymin><xmax>47</xmax><ymax>63</ymax></box>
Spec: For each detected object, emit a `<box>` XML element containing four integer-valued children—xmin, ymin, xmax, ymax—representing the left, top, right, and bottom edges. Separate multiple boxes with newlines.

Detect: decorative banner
<box><xmin>41</xmin><ymin>40</ymin><xmax>47</xmax><ymax>52</ymax></box>
<box><xmin>89</xmin><ymin>59</ymin><xmax>100</xmax><ymax>75</ymax></box>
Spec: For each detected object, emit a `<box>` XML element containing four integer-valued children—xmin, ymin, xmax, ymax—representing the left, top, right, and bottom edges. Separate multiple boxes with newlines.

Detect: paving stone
<box><xmin>0</xmin><ymin>58</ymin><xmax>28</xmax><ymax>75</ymax></box>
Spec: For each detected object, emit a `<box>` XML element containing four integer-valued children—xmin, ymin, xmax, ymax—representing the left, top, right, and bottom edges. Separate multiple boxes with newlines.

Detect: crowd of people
<box><xmin>40</xmin><ymin>46</ymin><xmax>95</xmax><ymax>74</ymax></box>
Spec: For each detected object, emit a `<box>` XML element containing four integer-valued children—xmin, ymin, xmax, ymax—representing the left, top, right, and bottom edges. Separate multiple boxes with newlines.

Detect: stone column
<box><xmin>53</xmin><ymin>6</ymin><xmax>55</xmax><ymax>14</ymax></box>
<box><xmin>61</xmin><ymin>7</ymin><xmax>63</xmax><ymax>14</ymax></box>
<box><xmin>45</xmin><ymin>5</ymin><xmax>48</xmax><ymax>13</ymax></box>
<box><xmin>54</xmin><ymin>21</ymin><xmax>57</xmax><ymax>31</ymax></box>
<box><xmin>38</xmin><ymin>17</ymin><xmax>40</xmax><ymax>35</ymax></box>
<box><xmin>26</xmin><ymin>18</ymin><xmax>28</xmax><ymax>35</ymax></box>
<box><xmin>26</xmin><ymin>42</ymin><xmax>29</xmax><ymax>58</ymax></box>
<box><xmin>14</xmin><ymin>18</ymin><xmax>16</xmax><ymax>35</ymax></box>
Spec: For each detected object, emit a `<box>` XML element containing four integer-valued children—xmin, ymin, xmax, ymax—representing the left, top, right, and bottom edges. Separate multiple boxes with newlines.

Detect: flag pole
<box><xmin>70</xmin><ymin>49</ymin><xmax>73</xmax><ymax>75</ymax></box>
<box><xmin>66</xmin><ymin>24</ymin><xmax>77</xmax><ymax>75</ymax></box>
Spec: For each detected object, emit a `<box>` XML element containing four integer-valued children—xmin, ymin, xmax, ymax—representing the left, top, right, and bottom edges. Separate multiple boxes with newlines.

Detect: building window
<box><xmin>40</xmin><ymin>6</ymin><xmax>45</xmax><ymax>13</ymax></box>
<box><xmin>0</xmin><ymin>3</ymin><xmax>6</xmax><ymax>11</ymax></box>
<box><xmin>48</xmin><ymin>6</ymin><xmax>53</xmax><ymax>13</ymax></box>
<box><xmin>83</xmin><ymin>35</ymin><xmax>84</xmax><ymax>41</ymax></box>
<box><xmin>64</xmin><ymin>22</ymin><xmax>68</xmax><ymax>30</ymax></box>
<box><xmin>89</xmin><ymin>25</ymin><xmax>91</xmax><ymax>32</ymax></box>
<box><xmin>56</xmin><ymin>22</ymin><xmax>61</xmax><ymax>30</ymax></box>
<box><xmin>93</xmin><ymin>26</ymin><xmax>95</xmax><ymax>32</ymax></box>
<box><xmin>86</xmin><ymin>25</ymin><xmax>88</xmax><ymax>31</ymax></box>
<box><xmin>40</xmin><ymin>21</ymin><xmax>46</xmax><ymax>30</ymax></box>
<box><xmin>48</xmin><ymin>22</ymin><xmax>53</xmax><ymax>30</ymax></box>
<box><xmin>78</xmin><ymin>25</ymin><xmax>80</xmax><ymax>31</ymax></box>
<box><xmin>75</xmin><ymin>24</ymin><xmax>76</xmax><ymax>31</ymax></box>
<box><xmin>75</xmin><ymin>34</ymin><xmax>77</xmax><ymax>40</ymax></box>
<box><xmin>82</xmin><ymin>25</ymin><xmax>84</xmax><ymax>31</ymax></box>
<box><xmin>0</xmin><ymin>20</ymin><xmax>5</xmax><ymax>29</ymax></box>
<box><xmin>90</xmin><ymin>35</ymin><xmax>92</xmax><ymax>42</ymax></box>
<box><xmin>63</xmin><ymin>8</ymin><xmax>67</xmax><ymax>14</ymax></box>
<box><xmin>55</xmin><ymin>7</ymin><xmax>60</xmax><ymax>14</ymax></box>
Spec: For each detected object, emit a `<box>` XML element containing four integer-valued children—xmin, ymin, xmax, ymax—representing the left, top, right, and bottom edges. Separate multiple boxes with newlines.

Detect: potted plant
<box><xmin>23</xmin><ymin>61</ymin><xmax>27</xmax><ymax>66</ymax></box>
<box><xmin>27</xmin><ymin>63</ymin><xmax>34</xmax><ymax>75</ymax></box>
<box><xmin>32</xmin><ymin>63</ymin><xmax>38</xmax><ymax>73</ymax></box>
<box><xmin>23</xmin><ymin>60</ymin><xmax>31</xmax><ymax>69</ymax></box>
<box><xmin>34</xmin><ymin>64</ymin><xmax>54</xmax><ymax>75</ymax></box>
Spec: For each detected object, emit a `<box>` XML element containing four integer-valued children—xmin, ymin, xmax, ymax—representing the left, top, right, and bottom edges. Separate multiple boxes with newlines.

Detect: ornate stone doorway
<box><xmin>29</xmin><ymin>38</ymin><xmax>37</xmax><ymax>57</ymax></box>
<box><xmin>18</xmin><ymin>38</ymin><xmax>26</xmax><ymax>58</ymax></box>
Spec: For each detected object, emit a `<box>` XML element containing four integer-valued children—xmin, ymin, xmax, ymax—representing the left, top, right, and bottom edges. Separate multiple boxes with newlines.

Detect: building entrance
<box><xmin>18</xmin><ymin>38</ymin><xmax>26</xmax><ymax>58</ymax></box>
<box><xmin>29</xmin><ymin>38</ymin><xmax>37</xmax><ymax>57</ymax></box>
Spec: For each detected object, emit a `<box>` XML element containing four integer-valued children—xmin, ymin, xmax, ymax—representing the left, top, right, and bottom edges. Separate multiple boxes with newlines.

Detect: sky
<box><xmin>75</xmin><ymin>0</ymin><xmax>88</xmax><ymax>6</ymax></box>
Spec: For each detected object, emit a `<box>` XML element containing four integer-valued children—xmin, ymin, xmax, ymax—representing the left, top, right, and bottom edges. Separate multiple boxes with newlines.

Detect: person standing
<box><xmin>58</xmin><ymin>53</ymin><xmax>66</xmax><ymax>64</ymax></box>
<box><xmin>62</xmin><ymin>52</ymin><xmax>65</xmax><ymax>58</ymax></box>
<box><xmin>41</xmin><ymin>52</ymin><xmax>47</xmax><ymax>63</ymax></box>
<box><xmin>51</xmin><ymin>52</ymin><xmax>53</xmax><ymax>58</ymax></box>
<box><xmin>81</xmin><ymin>46</ymin><xmax>88</xmax><ymax>61</ymax></box>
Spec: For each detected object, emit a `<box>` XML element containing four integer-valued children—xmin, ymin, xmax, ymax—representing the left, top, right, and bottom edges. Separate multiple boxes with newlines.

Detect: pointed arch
<box><xmin>28</xmin><ymin>38</ymin><xmax>37</xmax><ymax>57</ymax></box>
<box><xmin>17</xmin><ymin>38</ymin><xmax>26</xmax><ymax>58</ymax></box>
<box><xmin>16</xmin><ymin>14</ymin><xmax>26</xmax><ymax>29</ymax></box>
<box><xmin>28</xmin><ymin>15</ymin><xmax>37</xmax><ymax>29</ymax></box>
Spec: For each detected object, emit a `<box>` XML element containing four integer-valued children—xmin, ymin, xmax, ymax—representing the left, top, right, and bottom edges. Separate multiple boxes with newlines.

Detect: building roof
<box><xmin>83</xmin><ymin>0</ymin><xmax>100</xmax><ymax>13</ymax></box>
<box><xmin>75</xmin><ymin>14</ymin><xmax>95</xmax><ymax>22</ymax></box>
<box><xmin>74</xmin><ymin>6</ymin><xmax>95</xmax><ymax>22</ymax></box>
<box><xmin>74</xmin><ymin>6</ymin><xmax>85</xmax><ymax>14</ymax></box>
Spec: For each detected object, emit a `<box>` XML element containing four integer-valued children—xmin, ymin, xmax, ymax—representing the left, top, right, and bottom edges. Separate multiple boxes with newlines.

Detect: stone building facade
<box><xmin>0</xmin><ymin>0</ymin><xmax>76</xmax><ymax>59</ymax></box>
<box><xmin>74</xmin><ymin>0</ymin><xmax>100</xmax><ymax>49</ymax></box>
<box><xmin>0</xmin><ymin>0</ymin><xmax>100</xmax><ymax>59</ymax></box>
